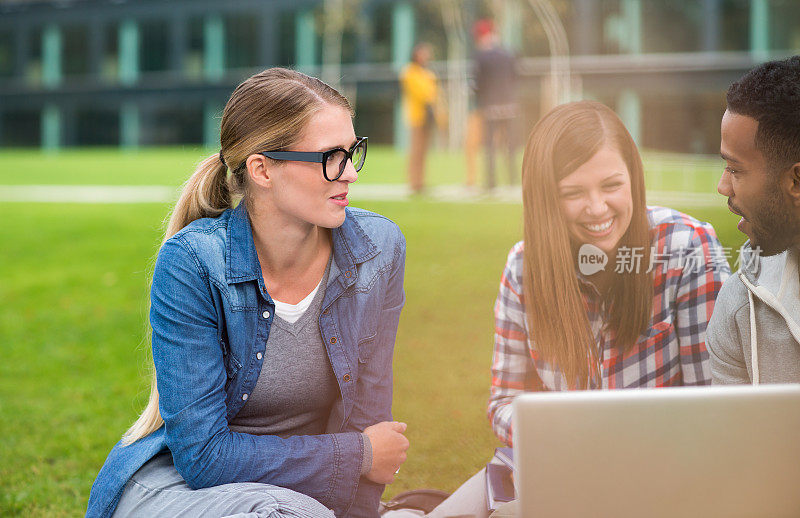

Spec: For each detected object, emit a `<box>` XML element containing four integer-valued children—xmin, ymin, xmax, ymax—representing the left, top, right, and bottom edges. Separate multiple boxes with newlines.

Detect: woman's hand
<box><xmin>363</xmin><ymin>421</ymin><xmax>410</xmax><ymax>484</ymax></box>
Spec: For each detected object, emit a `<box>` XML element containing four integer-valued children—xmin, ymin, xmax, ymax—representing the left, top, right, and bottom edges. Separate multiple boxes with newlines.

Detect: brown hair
<box><xmin>520</xmin><ymin>100</ymin><xmax>652</xmax><ymax>389</ymax></box>
<box><xmin>123</xmin><ymin>68</ymin><xmax>352</xmax><ymax>445</ymax></box>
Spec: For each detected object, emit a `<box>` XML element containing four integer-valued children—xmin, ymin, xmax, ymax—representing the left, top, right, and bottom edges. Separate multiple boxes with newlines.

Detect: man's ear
<box><xmin>246</xmin><ymin>154</ymin><xmax>273</xmax><ymax>189</ymax></box>
<box><xmin>787</xmin><ymin>162</ymin><xmax>800</xmax><ymax>207</ymax></box>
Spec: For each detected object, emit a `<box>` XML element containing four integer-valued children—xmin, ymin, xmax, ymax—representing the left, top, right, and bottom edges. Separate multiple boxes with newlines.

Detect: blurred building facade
<box><xmin>0</xmin><ymin>0</ymin><xmax>797</xmax><ymax>153</ymax></box>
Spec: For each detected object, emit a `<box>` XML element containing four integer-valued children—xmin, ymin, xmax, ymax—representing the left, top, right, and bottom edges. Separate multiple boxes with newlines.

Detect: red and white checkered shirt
<box><xmin>488</xmin><ymin>207</ymin><xmax>731</xmax><ymax>446</ymax></box>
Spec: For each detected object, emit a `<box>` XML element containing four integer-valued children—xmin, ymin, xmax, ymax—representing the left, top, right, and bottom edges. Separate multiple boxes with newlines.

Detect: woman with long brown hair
<box><xmin>488</xmin><ymin>100</ymin><xmax>729</xmax><ymax>442</ymax></box>
<box><xmin>386</xmin><ymin>100</ymin><xmax>730</xmax><ymax>518</ymax></box>
<box><xmin>86</xmin><ymin>68</ymin><xmax>409</xmax><ymax>518</ymax></box>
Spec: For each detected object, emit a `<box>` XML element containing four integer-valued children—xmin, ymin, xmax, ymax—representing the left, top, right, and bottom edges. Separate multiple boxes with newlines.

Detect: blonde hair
<box><xmin>122</xmin><ymin>68</ymin><xmax>352</xmax><ymax>445</ymax></box>
<box><xmin>521</xmin><ymin>100</ymin><xmax>652</xmax><ymax>389</ymax></box>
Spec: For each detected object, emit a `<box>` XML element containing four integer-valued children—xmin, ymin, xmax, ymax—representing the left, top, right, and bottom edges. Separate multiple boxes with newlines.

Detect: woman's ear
<box><xmin>246</xmin><ymin>154</ymin><xmax>273</xmax><ymax>189</ymax></box>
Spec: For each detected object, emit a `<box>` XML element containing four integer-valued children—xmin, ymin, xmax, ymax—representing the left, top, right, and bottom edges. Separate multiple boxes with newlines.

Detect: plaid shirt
<box><xmin>488</xmin><ymin>207</ymin><xmax>730</xmax><ymax>445</ymax></box>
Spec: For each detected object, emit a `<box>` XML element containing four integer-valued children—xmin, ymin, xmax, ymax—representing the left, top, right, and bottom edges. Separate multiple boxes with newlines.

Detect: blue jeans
<box><xmin>112</xmin><ymin>451</ymin><xmax>335</xmax><ymax>518</ymax></box>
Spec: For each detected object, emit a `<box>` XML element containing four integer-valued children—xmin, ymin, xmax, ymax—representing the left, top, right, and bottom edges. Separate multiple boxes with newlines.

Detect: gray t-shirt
<box><xmin>227</xmin><ymin>261</ymin><xmax>373</xmax><ymax>474</ymax></box>
<box><xmin>229</xmin><ymin>262</ymin><xmax>337</xmax><ymax>437</ymax></box>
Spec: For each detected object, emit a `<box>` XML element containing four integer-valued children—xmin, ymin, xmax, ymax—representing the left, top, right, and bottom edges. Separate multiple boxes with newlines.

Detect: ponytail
<box><xmin>165</xmin><ymin>154</ymin><xmax>232</xmax><ymax>241</ymax></box>
<box><xmin>122</xmin><ymin>153</ymin><xmax>231</xmax><ymax>445</ymax></box>
<box><xmin>121</xmin><ymin>371</ymin><xmax>162</xmax><ymax>445</ymax></box>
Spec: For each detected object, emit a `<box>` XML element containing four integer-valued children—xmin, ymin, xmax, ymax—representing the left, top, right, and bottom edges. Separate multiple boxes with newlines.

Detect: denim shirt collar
<box><xmin>225</xmin><ymin>202</ymin><xmax>379</xmax><ymax>286</ymax></box>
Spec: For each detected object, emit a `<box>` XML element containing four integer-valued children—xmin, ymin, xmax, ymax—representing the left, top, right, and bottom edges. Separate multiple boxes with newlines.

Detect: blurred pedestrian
<box><xmin>465</xmin><ymin>108</ymin><xmax>483</xmax><ymax>189</ymax></box>
<box><xmin>472</xmin><ymin>19</ymin><xmax>519</xmax><ymax>191</ymax></box>
<box><xmin>400</xmin><ymin>42</ymin><xmax>438</xmax><ymax>194</ymax></box>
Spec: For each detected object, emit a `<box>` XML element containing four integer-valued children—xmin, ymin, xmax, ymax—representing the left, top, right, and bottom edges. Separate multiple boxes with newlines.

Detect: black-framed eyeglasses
<box><xmin>260</xmin><ymin>136</ymin><xmax>368</xmax><ymax>182</ymax></box>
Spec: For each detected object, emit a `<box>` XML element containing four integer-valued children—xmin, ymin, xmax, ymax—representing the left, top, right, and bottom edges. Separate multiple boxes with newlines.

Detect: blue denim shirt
<box><xmin>86</xmin><ymin>203</ymin><xmax>406</xmax><ymax>518</ymax></box>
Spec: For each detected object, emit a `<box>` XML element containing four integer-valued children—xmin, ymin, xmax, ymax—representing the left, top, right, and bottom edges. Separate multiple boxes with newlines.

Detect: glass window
<box><xmin>599</xmin><ymin>0</ymin><xmax>623</xmax><ymax>55</ymax></box>
<box><xmin>63</xmin><ymin>25</ymin><xmax>89</xmax><ymax>76</ymax></box>
<box><xmin>141</xmin><ymin>103</ymin><xmax>203</xmax><ymax>145</ymax></box>
<box><xmin>517</xmin><ymin>3</ymin><xmax>556</xmax><ymax>57</ymax></box>
<box><xmin>639</xmin><ymin>92</ymin><xmax>725</xmax><ymax>155</ymax></box>
<box><xmin>564</xmin><ymin>0</ymin><xmax>603</xmax><ymax>56</ymax></box>
<box><xmin>0</xmin><ymin>30</ymin><xmax>12</xmax><ymax>79</ymax></box>
<box><xmin>76</xmin><ymin>109</ymin><xmax>119</xmax><ymax>145</ymax></box>
<box><xmin>369</xmin><ymin>4</ymin><xmax>392</xmax><ymax>63</ymax></box>
<box><xmin>641</xmin><ymin>2</ymin><xmax>702</xmax><ymax>53</ymax></box>
<box><xmin>141</xmin><ymin>20</ymin><xmax>169</xmax><ymax>73</ymax></box>
<box><xmin>770</xmin><ymin>0</ymin><xmax>800</xmax><ymax>50</ymax></box>
<box><xmin>353</xmin><ymin>83</ymin><xmax>394</xmax><ymax>144</ymax></box>
<box><xmin>414</xmin><ymin>2</ymin><xmax>447</xmax><ymax>63</ymax></box>
<box><xmin>101</xmin><ymin>24</ymin><xmax>118</xmax><ymax>81</ymax></box>
<box><xmin>2</xmin><ymin>109</ymin><xmax>40</xmax><ymax>146</ymax></box>
<box><xmin>186</xmin><ymin>17</ymin><xmax>204</xmax><ymax>78</ymax></box>
<box><xmin>719</xmin><ymin>0</ymin><xmax>749</xmax><ymax>51</ymax></box>
<box><xmin>276</xmin><ymin>10</ymin><xmax>295</xmax><ymax>67</ymax></box>
<box><xmin>339</xmin><ymin>23</ymin><xmax>359</xmax><ymax>65</ymax></box>
<box><xmin>225</xmin><ymin>14</ymin><xmax>258</xmax><ymax>70</ymax></box>
<box><xmin>26</xmin><ymin>26</ymin><xmax>42</xmax><ymax>85</ymax></box>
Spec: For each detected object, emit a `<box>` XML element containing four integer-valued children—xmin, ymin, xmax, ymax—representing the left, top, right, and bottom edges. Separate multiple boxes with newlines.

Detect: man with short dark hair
<box><xmin>707</xmin><ymin>56</ymin><xmax>800</xmax><ymax>384</ymax></box>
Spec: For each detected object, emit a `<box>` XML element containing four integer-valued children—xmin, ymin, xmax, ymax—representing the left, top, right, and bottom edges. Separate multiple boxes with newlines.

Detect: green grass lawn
<box><xmin>0</xmin><ymin>146</ymin><xmax>725</xmax><ymax>193</ymax></box>
<box><xmin>0</xmin><ymin>146</ymin><xmax>467</xmax><ymax>187</ymax></box>
<box><xmin>0</xmin><ymin>147</ymin><xmax>741</xmax><ymax>516</ymax></box>
<box><xmin>0</xmin><ymin>202</ymin><xmax>743</xmax><ymax>517</ymax></box>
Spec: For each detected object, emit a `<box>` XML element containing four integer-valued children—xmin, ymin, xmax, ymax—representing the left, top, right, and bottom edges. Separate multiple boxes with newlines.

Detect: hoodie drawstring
<box><xmin>747</xmin><ymin>288</ymin><xmax>759</xmax><ymax>385</ymax></box>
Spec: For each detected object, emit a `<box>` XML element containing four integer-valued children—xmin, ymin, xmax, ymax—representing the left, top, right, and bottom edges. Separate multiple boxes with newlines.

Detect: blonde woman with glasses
<box><xmin>87</xmin><ymin>68</ymin><xmax>409</xmax><ymax>518</ymax></box>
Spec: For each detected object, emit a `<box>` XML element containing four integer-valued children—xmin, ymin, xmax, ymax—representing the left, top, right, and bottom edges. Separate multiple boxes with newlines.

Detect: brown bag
<box><xmin>380</xmin><ymin>489</ymin><xmax>451</xmax><ymax>515</ymax></box>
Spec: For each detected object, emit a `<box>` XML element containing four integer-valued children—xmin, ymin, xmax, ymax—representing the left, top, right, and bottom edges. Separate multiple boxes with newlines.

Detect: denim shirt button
<box><xmin>330</xmin><ymin>337</ymin><xmax>337</xmax><ymax>344</ymax></box>
<box><xmin>262</xmin><ymin>310</ymin><xmax>270</xmax><ymax>319</ymax></box>
<box><xmin>241</xmin><ymin>393</ymin><xmax>249</xmax><ymax>401</ymax></box>
<box><xmin>256</xmin><ymin>352</ymin><xmax>263</xmax><ymax>360</ymax></box>
<box><xmin>342</xmin><ymin>373</ymin><xmax>352</xmax><ymax>382</ymax></box>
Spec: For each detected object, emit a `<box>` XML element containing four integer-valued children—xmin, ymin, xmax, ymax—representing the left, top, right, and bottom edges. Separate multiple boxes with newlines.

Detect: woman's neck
<box><xmin>248</xmin><ymin>204</ymin><xmax>332</xmax><ymax>304</ymax></box>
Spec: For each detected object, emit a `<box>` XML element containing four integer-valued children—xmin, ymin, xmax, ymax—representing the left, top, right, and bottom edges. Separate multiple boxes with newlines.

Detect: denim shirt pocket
<box><xmin>220</xmin><ymin>335</ymin><xmax>243</xmax><ymax>381</ymax></box>
<box><xmin>355</xmin><ymin>300</ymin><xmax>380</xmax><ymax>363</ymax></box>
<box><xmin>357</xmin><ymin>332</ymin><xmax>378</xmax><ymax>363</ymax></box>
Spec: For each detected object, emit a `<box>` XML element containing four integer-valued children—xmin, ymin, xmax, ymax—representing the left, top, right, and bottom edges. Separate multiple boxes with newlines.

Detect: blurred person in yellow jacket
<box><xmin>401</xmin><ymin>43</ymin><xmax>438</xmax><ymax>194</ymax></box>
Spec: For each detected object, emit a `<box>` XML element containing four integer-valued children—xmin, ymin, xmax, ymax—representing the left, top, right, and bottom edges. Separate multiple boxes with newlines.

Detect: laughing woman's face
<box><xmin>557</xmin><ymin>144</ymin><xmax>634</xmax><ymax>256</ymax></box>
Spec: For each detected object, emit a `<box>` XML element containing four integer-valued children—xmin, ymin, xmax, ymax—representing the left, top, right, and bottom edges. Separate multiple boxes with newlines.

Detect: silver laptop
<box><xmin>512</xmin><ymin>384</ymin><xmax>800</xmax><ymax>518</ymax></box>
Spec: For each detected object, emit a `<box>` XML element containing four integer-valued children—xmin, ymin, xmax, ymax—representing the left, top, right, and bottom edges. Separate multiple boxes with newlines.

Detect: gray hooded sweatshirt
<box><xmin>707</xmin><ymin>244</ymin><xmax>800</xmax><ymax>384</ymax></box>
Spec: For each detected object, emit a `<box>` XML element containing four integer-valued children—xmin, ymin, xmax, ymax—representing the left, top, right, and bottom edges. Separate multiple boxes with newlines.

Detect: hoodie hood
<box><xmin>736</xmin><ymin>243</ymin><xmax>800</xmax><ymax>384</ymax></box>
<box><xmin>738</xmin><ymin>241</ymin><xmax>762</xmax><ymax>284</ymax></box>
